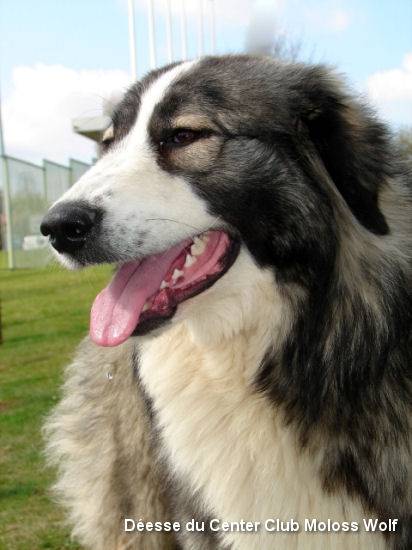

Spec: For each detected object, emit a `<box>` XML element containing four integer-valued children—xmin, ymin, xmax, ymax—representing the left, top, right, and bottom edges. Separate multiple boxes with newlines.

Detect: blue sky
<box><xmin>1</xmin><ymin>0</ymin><xmax>411</xmax><ymax>164</ymax></box>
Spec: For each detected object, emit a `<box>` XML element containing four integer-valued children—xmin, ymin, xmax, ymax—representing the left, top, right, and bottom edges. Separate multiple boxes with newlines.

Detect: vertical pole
<box><xmin>0</xmin><ymin>82</ymin><xmax>4</xmax><ymax>157</ymax></box>
<box><xmin>0</xmin><ymin>80</ymin><xmax>14</xmax><ymax>269</ymax></box>
<box><xmin>1</xmin><ymin>156</ymin><xmax>14</xmax><ymax>269</ymax></box>
<box><xmin>148</xmin><ymin>0</ymin><xmax>157</xmax><ymax>69</ymax></box>
<box><xmin>127</xmin><ymin>0</ymin><xmax>137</xmax><ymax>81</ymax></box>
<box><xmin>210</xmin><ymin>0</ymin><xmax>216</xmax><ymax>54</ymax></box>
<box><xmin>166</xmin><ymin>0</ymin><xmax>173</xmax><ymax>63</ymax></box>
<box><xmin>180</xmin><ymin>0</ymin><xmax>187</xmax><ymax>59</ymax></box>
<box><xmin>197</xmin><ymin>0</ymin><xmax>204</xmax><ymax>57</ymax></box>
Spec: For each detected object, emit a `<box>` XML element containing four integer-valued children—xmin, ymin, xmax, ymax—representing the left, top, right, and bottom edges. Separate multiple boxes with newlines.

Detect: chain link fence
<box><xmin>0</xmin><ymin>155</ymin><xmax>89</xmax><ymax>268</ymax></box>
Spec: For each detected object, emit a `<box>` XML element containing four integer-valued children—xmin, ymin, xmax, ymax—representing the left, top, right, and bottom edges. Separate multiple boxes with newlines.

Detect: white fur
<box><xmin>139</xmin><ymin>248</ymin><xmax>386</xmax><ymax>550</ymax></box>
<box><xmin>54</xmin><ymin>60</ymin><xmax>219</xmax><ymax>264</ymax></box>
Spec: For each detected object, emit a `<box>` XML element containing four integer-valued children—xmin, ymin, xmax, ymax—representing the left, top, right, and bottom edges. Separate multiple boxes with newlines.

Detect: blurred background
<box><xmin>0</xmin><ymin>1</ymin><xmax>411</xmax><ymax>548</ymax></box>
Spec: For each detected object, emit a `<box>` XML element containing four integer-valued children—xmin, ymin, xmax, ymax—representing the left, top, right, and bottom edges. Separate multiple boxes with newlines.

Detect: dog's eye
<box><xmin>172</xmin><ymin>129</ymin><xmax>199</xmax><ymax>145</ymax></box>
<box><xmin>160</xmin><ymin>129</ymin><xmax>205</xmax><ymax>149</ymax></box>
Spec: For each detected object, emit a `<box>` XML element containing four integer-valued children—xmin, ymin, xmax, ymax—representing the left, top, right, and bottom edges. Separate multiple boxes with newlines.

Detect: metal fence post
<box><xmin>1</xmin><ymin>155</ymin><xmax>15</xmax><ymax>269</ymax></box>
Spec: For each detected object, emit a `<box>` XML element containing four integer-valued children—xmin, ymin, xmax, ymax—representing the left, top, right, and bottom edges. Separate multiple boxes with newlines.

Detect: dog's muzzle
<box><xmin>40</xmin><ymin>202</ymin><xmax>98</xmax><ymax>254</ymax></box>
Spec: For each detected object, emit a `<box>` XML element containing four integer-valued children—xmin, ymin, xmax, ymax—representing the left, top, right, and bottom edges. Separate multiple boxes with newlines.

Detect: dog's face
<box><xmin>41</xmin><ymin>55</ymin><xmax>389</xmax><ymax>346</ymax></box>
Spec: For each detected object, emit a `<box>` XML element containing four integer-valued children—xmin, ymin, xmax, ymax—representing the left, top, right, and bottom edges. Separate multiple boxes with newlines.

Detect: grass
<box><xmin>0</xmin><ymin>261</ymin><xmax>111</xmax><ymax>549</ymax></box>
<box><xmin>0</xmin><ymin>250</ymin><xmax>7</xmax><ymax>270</ymax></box>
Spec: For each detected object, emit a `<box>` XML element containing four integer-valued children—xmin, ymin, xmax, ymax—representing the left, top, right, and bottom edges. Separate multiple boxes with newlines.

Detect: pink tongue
<box><xmin>90</xmin><ymin>241</ymin><xmax>189</xmax><ymax>347</ymax></box>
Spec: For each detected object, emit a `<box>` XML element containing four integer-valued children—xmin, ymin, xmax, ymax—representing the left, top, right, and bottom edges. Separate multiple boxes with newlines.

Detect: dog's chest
<box><xmin>138</xmin><ymin>323</ymin><xmax>385</xmax><ymax>550</ymax></box>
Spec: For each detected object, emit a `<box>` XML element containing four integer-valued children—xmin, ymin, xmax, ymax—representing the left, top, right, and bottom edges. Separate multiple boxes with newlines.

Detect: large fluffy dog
<box><xmin>41</xmin><ymin>55</ymin><xmax>412</xmax><ymax>549</ymax></box>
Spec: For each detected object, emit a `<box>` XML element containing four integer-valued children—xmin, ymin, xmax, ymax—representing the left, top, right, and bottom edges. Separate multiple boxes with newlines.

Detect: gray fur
<box><xmin>43</xmin><ymin>339</ymin><xmax>176</xmax><ymax>549</ymax></box>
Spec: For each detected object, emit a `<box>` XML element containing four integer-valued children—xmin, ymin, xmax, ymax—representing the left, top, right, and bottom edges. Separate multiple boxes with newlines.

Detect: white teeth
<box><xmin>191</xmin><ymin>236</ymin><xmax>206</xmax><ymax>256</ymax></box>
<box><xmin>160</xmin><ymin>280</ymin><xmax>169</xmax><ymax>289</ymax></box>
<box><xmin>172</xmin><ymin>268</ymin><xmax>183</xmax><ymax>282</ymax></box>
<box><xmin>142</xmin><ymin>301</ymin><xmax>151</xmax><ymax>311</ymax></box>
<box><xmin>184</xmin><ymin>254</ymin><xmax>197</xmax><ymax>268</ymax></box>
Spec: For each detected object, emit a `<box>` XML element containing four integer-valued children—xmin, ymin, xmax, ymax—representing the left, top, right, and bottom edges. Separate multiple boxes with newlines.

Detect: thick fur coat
<box><xmin>43</xmin><ymin>56</ymin><xmax>412</xmax><ymax>549</ymax></box>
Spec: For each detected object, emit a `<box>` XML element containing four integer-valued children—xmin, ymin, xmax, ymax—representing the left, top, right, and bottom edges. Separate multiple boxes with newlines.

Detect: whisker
<box><xmin>205</xmin><ymin>215</ymin><xmax>223</xmax><ymax>232</ymax></box>
<box><xmin>145</xmin><ymin>218</ymin><xmax>201</xmax><ymax>231</ymax></box>
<box><xmin>144</xmin><ymin>215</ymin><xmax>223</xmax><ymax>234</ymax></box>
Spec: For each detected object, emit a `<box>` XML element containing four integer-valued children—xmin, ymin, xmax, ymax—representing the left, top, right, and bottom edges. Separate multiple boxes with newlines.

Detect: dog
<box><xmin>41</xmin><ymin>55</ymin><xmax>412</xmax><ymax>549</ymax></box>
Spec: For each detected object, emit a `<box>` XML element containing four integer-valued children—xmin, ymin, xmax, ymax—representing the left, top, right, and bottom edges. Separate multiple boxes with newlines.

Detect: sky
<box><xmin>0</xmin><ymin>0</ymin><xmax>411</xmax><ymax>166</ymax></box>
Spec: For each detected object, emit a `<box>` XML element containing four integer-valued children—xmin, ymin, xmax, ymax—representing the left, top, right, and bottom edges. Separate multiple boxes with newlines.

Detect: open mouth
<box><xmin>90</xmin><ymin>230</ymin><xmax>240</xmax><ymax>346</ymax></box>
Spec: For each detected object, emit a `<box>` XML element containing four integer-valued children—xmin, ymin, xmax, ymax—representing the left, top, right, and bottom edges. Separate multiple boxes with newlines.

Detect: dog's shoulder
<box><xmin>44</xmin><ymin>336</ymin><xmax>175</xmax><ymax>549</ymax></box>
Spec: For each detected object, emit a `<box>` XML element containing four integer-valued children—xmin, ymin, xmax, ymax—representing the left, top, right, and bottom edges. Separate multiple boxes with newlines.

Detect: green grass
<box><xmin>0</xmin><ymin>250</ymin><xmax>7</xmax><ymax>270</ymax></box>
<box><xmin>0</xmin><ymin>262</ymin><xmax>112</xmax><ymax>549</ymax></box>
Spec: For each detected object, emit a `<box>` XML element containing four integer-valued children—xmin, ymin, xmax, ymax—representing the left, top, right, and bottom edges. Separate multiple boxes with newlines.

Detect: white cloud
<box><xmin>2</xmin><ymin>64</ymin><xmax>130</xmax><ymax>166</ymax></box>
<box><xmin>367</xmin><ymin>53</ymin><xmax>412</xmax><ymax>126</ymax></box>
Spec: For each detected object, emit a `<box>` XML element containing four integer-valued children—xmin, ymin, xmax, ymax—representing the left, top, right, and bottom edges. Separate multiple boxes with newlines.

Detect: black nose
<box><xmin>40</xmin><ymin>202</ymin><xmax>97</xmax><ymax>254</ymax></box>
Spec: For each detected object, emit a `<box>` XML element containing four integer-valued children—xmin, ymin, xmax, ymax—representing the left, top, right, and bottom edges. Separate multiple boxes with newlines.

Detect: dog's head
<box><xmin>41</xmin><ymin>55</ymin><xmax>391</xmax><ymax>346</ymax></box>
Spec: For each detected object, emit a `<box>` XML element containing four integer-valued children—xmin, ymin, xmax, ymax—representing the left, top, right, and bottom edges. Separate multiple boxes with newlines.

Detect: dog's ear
<box><xmin>295</xmin><ymin>67</ymin><xmax>390</xmax><ymax>235</ymax></box>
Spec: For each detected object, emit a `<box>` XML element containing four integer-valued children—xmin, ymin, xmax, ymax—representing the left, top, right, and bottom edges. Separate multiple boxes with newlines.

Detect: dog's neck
<box><xmin>136</xmin><ymin>250</ymin><xmax>387</xmax><ymax>550</ymax></box>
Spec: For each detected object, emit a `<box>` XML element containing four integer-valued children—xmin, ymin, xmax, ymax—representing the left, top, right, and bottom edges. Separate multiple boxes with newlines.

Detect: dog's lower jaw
<box><xmin>138</xmin><ymin>249</ymin><xmax>386</xmax><ymax>550</ymax></box>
